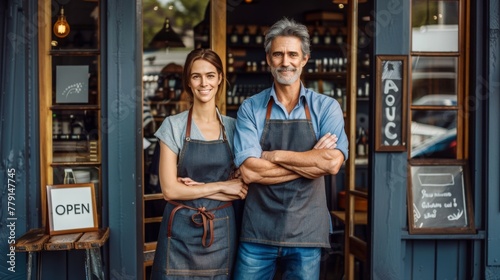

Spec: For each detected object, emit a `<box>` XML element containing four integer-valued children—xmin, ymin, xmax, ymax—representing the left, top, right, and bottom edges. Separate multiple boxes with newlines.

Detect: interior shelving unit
<box><xmin>39</xmin><ymin>0</ymin><xmax>102</xmax><ymax>226</ymax></box>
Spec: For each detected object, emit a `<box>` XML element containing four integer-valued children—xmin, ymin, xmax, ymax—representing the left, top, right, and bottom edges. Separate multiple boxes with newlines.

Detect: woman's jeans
<box><xmin>233</xmin><ymin>242</ymin><xmax>321</xmax><ymax>280</ymax></box>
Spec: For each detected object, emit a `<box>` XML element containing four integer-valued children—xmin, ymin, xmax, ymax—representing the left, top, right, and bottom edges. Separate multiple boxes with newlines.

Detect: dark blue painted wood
<box><xmin>486</xmin><ymin>0</ymin><xmax>500</xmax><ymax>271</ymax></box>
<box><xmin>0</xmin><ymin>0</ymin><xmax>39</xmax><ymax>278</ymax></box>
<box><xmin>105</xmin><ymin>0</ymin><xmax>143</xmax><ymax>278</ymax></box>
<box><xmin>435</xmin><ymin>241</ymin><xmax>458</xmax><ymax>280</ymax></box>
<box><xmin>372</xmin><ymin>0</ymin><xmax>410</xmax><ymax>278</ymax></box>
<box><xmin>372</xmin><ymin>153</ymin><xmax>407</xmax><ymax>280</ymax></box>
<box><xmin>411</xmin><ymin>241</ymin><xmax>435</xmax><ymax>279</ymax></box>
<box><xmin>374</xmin><ymin>0</ymin><xmax>409</xmax><ymax>55</ymax></box>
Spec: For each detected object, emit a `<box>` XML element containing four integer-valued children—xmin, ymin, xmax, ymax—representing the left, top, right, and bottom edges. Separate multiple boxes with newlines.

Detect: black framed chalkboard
<box><xmin>407</xmin><ymin>161</ymin><xmax>475</xmax><ymax>234</ymax></box>
<box><xmin>375</xmin><ymin>55</ymin><xmax>407</xmax><ymax>152</ymax></box>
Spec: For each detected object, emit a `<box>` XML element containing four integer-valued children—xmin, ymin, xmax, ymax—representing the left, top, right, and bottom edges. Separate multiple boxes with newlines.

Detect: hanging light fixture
<box><xmin>53</xmin><ymin>6</ymin><xmax>70</xmax><ymax>38</ymax></box>
<box><xmin>148</xmin><ymin>17</ymin><xmax>185</xmax><ymax>50</ymax></box>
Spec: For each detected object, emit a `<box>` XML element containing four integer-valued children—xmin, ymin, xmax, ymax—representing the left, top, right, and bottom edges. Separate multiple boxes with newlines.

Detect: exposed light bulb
<box><xmin>53</xmin><ymin>7</ymin><xmax>70</xmax><ymax>38</ymax></box>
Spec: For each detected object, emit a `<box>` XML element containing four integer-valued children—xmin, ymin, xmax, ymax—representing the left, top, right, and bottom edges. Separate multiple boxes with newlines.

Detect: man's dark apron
<box><xmin>151</xmin><ymin>108</ymin><xmax>237</xmax><ymax>279</ymax></box>
<box><xmin>240</xmin><ymin>99</ymin><xmax>330</xmax><ymax>248</ymax></box>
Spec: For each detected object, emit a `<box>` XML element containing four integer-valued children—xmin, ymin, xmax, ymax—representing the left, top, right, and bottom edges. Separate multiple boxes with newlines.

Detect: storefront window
<box><xmin>410</xmin><ymin>0</ymin><xmax>463</xmax><ymax>160</ymax></box>
<box><xmin>411</xmin><ymin>0</ymin><xmax>459</xmax><ymax>52</ymax></box>
<box><xmin>411</xmin><ymin>56</ymin><xmax>457</xmax><ymax>104</ymax></box>
<box><xmin>410</xmin><ymin>56</ymin><xmax>458</xmax><ymax>159</ymax></box>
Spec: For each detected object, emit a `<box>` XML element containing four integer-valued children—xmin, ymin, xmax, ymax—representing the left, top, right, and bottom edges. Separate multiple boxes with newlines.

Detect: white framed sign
<box><xmin>46</xmin><ymin>183</ymin><xmax>98</xmax><ymax>235</ymax></box>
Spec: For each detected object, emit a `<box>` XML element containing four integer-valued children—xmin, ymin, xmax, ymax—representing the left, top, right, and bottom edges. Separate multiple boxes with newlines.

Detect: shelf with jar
<box><xmin>51</xmin><ymin>109</ymin><xmax>100</xmax><ymax>163</ymax></box>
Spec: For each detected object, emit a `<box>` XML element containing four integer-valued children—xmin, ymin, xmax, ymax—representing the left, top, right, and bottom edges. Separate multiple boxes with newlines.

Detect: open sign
<box><xmin>47</xmin><ymin>183</ymin><xmax>98</xmax><ymax>235</ymax></box>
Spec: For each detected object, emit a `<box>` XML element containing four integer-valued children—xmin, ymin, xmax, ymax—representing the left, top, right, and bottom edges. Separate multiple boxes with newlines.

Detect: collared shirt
<box><xmin>234</xmin><ymin>83</ymin><xmax>349</xmax><ymax>167</ymax></box>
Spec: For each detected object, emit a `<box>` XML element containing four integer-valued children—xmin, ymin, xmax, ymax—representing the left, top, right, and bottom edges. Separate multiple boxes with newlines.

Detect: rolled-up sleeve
<box><xmin>233</xmin><ymin>99</ymin><xmax>264</xmax><ymax>167</ymax></box>
<box><xmin>315</xmin><ymin>96</ymin><xmax>349</xmax><ymax>161</ymax></box>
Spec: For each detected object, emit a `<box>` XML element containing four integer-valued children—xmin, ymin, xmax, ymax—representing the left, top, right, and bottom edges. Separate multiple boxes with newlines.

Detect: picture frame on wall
<box><xmin>46</xmin><ymin>183</ymin><xmax>98</xmax><ymax>235</ymax></box>
<box><xmin>55</xmin><ymin>65</ymin><xmax>89</xmax><ymax>104</ymax></box>
<box><xmin>375</xmin><ymin>55</ymin><xmax>408</xmax><ymax>152</ymax></box>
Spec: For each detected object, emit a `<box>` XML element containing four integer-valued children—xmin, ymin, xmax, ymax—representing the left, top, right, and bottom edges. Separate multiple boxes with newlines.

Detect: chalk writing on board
<box><xmin>375</xmin><ymin>56</ymin><xmax>407</xmax><ymax>152</ymax></box>
<box><xmin>411</xmin><ymin>165</ymin><xmax>468</xmax><ymax>229</ymax></box>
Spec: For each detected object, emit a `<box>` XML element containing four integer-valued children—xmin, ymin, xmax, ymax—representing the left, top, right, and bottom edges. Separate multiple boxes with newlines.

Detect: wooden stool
<box><xmin>75</xmin><ymin>228</ymin><xmax>110</xmax><ymax>280</ymax></box>
<box><xmin>14</xmin><ymin>228</ymin><xmax>50</xmax><ymax>280</ymax></box>
<box><xmin>16</xmin><ymin>228</ymin><xmax>109</xmax><ymax>280</ymax></box>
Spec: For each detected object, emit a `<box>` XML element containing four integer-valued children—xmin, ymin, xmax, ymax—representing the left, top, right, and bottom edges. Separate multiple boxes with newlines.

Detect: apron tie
<box><xmin>167</xmin><ymin>201</ymin><xmax>232</xmax><ymax>248</ymax></box>
<box><xmin>191</xmin><ymin>207</ymin><xmax>216</xmax><ymax>247</ymax></box>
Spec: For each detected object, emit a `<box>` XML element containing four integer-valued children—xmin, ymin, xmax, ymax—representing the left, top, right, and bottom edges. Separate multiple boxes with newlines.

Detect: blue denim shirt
<box><xmin>233</xmin><ymin>83</ymin><xmax>349</xmax><ymax>167</ymax></box>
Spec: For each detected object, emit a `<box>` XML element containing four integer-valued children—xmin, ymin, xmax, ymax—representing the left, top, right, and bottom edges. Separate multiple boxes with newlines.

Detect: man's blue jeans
<box><xmin>233</xmin><ymin>242</ymin><xmax>321</xmax><ymax>280</ymax></box>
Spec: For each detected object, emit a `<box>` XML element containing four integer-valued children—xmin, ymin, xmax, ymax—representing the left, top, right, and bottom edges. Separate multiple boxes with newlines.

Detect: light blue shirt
<box><xmin>234</xmin><ymin>83</ymin><xmax>349</xmax><ymax>167</ymax></box>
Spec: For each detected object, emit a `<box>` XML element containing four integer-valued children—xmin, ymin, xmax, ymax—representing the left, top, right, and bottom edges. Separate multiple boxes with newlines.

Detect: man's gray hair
<box><xmin>264</xmin><ymin>17</ymin><xmax>311</xmax><ymax>57</ymax></box>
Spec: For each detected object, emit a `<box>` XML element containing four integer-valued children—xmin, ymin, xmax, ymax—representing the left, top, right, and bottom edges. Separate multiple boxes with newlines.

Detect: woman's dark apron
<box><xmin>151</xmin><ymin>108</ymin><xmax>237</xmax><ymax>279</ymax></box>
<box><xmin>239</xmin><ymin>99</ymin><xmax>330</xmax><ymax>248</ymax></box>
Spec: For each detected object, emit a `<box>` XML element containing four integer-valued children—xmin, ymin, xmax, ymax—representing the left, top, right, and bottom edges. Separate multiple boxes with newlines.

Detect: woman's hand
<box><xmin>219</xmin><ymin>178</ymin><xmax>248</xmax><ymax>199</ymax></box>
<box><xmin>178</xmin><ymin>176</ymin><xmax>248</xmax><ymax>200</ymax></box>
<box><xmin>177</xmin><ymin>177</ymin><xmax>204</xmax><ymax>186</ymax></box>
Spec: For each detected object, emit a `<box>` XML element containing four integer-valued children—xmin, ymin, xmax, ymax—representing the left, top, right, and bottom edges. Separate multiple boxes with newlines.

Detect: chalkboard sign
<box><xmin>375</xmin><ymin>56</ymin><xmax>407</xmax><ymax>152</ymax></box>
<box><xmin>407</xmin><ymin>162</ymin><xmax>475</xmax><ymax>234</ymax></box>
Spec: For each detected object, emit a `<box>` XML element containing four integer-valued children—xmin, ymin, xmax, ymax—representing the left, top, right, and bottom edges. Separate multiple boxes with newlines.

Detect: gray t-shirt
<box><xmin>154</xmin><ymin>110</ymin><xmax>236</xmax><ymax>155</ymax></box>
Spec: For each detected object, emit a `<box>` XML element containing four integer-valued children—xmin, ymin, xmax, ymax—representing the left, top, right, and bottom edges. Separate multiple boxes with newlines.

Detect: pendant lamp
<box><xmin>148</xmin><ymin>18</ymin><xmax>185</xmax><ymax>50</ymax></box>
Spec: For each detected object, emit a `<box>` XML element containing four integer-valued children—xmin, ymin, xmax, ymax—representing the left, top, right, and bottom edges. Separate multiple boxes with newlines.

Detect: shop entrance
<box><xmin>141</xmin><ymin>0</ymin><xmax>372</xmax><ymax>279</ymax></box>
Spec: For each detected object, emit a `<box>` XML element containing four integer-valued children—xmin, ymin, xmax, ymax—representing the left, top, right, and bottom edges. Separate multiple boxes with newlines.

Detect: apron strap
<box><xmin>185</xmin><ymin>106</ymin><xmax>228</xmax><ymax>141</ymax></box>
<box><xmin>167</xmin><ymin>201</ymin><xmax>232</xmax><ymax>248</ymax></box>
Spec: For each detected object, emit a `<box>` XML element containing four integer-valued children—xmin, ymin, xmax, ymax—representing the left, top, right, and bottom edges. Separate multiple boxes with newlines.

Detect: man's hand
<box><xmin>314</xmin><ymin>132</ymin><xmax>338</xmax><ymax>150</ymax></box>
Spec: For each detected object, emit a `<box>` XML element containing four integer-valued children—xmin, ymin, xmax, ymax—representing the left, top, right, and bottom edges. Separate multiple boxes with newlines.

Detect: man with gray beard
<box><xmin>233</xmin><ymin>17</ymin><xmax>349</xmax><ymax>279</ymax></box>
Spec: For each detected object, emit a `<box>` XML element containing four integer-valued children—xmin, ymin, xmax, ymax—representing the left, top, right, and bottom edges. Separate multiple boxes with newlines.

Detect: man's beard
<box><xmin>271</xmin><ymin>66</ymin><xmax>302</xmax><ymax>85</ymax></box>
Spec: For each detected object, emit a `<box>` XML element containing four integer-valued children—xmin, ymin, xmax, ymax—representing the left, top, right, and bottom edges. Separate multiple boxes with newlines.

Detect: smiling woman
<box><xmin>150</xmin><ymin>48</ymin><xmax>247</xmax><ymax>280</ymax></box>
<box><xmin>141</xmin><ymin>2</ymin><xmax>212</xmax><ymax>276</ymax></box>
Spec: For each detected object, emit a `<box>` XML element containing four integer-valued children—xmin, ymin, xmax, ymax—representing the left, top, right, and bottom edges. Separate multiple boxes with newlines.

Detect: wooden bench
<box><xmin>15</xmin><ymin>227</ymin><xmax>109</xmax><ymax>280</ymax></box>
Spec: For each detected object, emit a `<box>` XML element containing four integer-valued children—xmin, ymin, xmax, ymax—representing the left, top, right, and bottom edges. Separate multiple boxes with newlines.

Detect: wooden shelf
<box><xmin>49</xmin><ymin>50</ymin><xmax>100</xmax><ymax>56</ymax></box>
<box><xmin>331</xmin><ymin>210</ymin><xmax>368</xmax><ymax>225</ymax></box>
<box><xmin>145</xmin><ymin>217</ymin><xmax>162</xmax><ymax>224</ymax></box>
<box><xmin>144</xmin><ymin>193</ymin><xmax>163</xmax><ymax>200</ymax></box>
<box><xmin>50</xmin><ymin>161</ymin><xmax>101</xmax><ymax>167</ymax></box>
<box><xmin>50</xmin><ymin>105</ymin><xmax>100</xmax><ymax>110</ymax></box>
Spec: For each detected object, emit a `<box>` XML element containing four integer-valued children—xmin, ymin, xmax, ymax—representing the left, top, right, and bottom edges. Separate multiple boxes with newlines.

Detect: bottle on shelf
<box><xmin>324</xmin><ymin>28</ymin><xmax>332</xmax><ymax>45</ymax></box>
<box><xmin>335</xmin><ymin>28</ymin><xmax>344</xmax><ymax>46</ymax></box>
<box><xmin>230</xmin><ymin>25</ymin><xmax>239</xmax><ymax>45</ymax></box>
<box><xmin>356</xmin><ymin>127</ymin><xmax>367</xmax><ymax>157</ymax></box>
<box><xmin>335</xmin><ymin>88</ymin><xmax>343</xmax><ymax>109</ymax></box>
<box><xmin>364</xmin><ymin>81</ymin><xmax>370</xmax><ymax>97</ymax></box>
<box><xmin>251</xmin><ymin>61</ymin><xmax>257</xmax><ymax>72</ymax></box>
<box><xmin>227</xmin><ymin>86</ymin><xmax>234</xmax><ymax>105</ymax></box>
<box><xmin>242</xmin><ymin>25</ymin><xmax>251</xmax><ymax>44</ymax></box>
<box><xmin>311</xmin><ymin>24</ymin><xmax>320</xmax><ymax>45</ymax></box>
<box><xmin>362</xmin><ymin>53</ymin><xmax>370</xmax><ymax>69</ymax></box>
<box><xmin>228</xmin><ymin>52</ymin><xmax>234</xmax><ymax>73</ymax></box>
<box><xmin>260</xmin><ymin>60</ymin><xmax>267</xmax><ymax>72</ymax></box>
<box><xmin>64</xmin><ymin>168</ymin><xmax>76</xmax><ymax>184</ymax></box>
<box><xmin>255</xmin><ymin>26</ymin><xmax>264</xmax><ymax>45</ymax></box>
<box><xmin>338</xmin><ymin>56</ymin><xmax>344</xmax><ymax>72</ymax></box>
